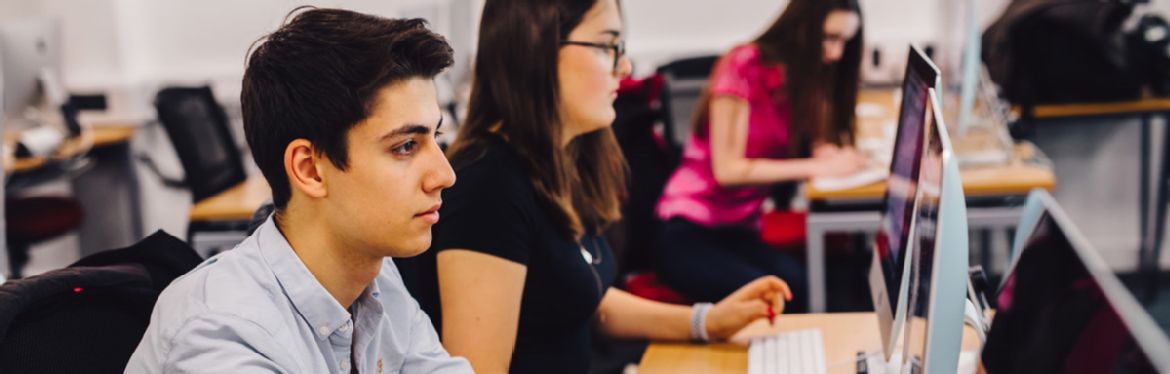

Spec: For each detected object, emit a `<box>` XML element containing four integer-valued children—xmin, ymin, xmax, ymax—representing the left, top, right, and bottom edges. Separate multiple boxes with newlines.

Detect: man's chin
<box><xmin>387</xmin><ymin>236</ymin><xmax>432</xmax><ymax>258</ymax></box>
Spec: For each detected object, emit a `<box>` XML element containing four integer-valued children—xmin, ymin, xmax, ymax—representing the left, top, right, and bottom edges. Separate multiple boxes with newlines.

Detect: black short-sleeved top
<box><xmin>396</xmin><ymin>134</ymin><xmax>617</xmax><ymax>374</ymax></box>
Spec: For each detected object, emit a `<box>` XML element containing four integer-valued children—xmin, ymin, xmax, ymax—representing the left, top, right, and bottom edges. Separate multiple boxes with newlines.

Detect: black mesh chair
<box><xmin>145</xmin><ymin>86</ymin><xmax>249</xmax><ymax>244</ymax></box>
<box><xmin>655</xmin><ymin>55</ymin><xmax>720</xmax><ymax>148</ymax></box>
<box><xmin>0</xmin><ymin>231</ymin><xmax>202</xmax><ymax>373</ymax></box>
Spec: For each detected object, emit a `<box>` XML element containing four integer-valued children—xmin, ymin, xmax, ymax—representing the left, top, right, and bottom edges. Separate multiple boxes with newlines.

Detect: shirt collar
<box><xmin>254</xmin><ymin>216</ymin><xmax>356</xmax><ymax>340</ymax></box>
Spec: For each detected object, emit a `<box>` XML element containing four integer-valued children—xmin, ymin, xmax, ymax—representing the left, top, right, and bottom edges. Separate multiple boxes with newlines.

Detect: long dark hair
<box><xmin>447</xmin><ymin>0</ymin><xmax>627</xmax><ymax>239</ymax></box>
<box><xmin>692</xmin><ymin>0</ymin><xmax>863</xmax><ymax>155</ymax></box>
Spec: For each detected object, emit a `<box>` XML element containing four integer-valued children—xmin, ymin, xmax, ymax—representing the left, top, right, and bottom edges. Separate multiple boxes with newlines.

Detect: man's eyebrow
<box><xmin>379</xmin><ymin>116</ymin><xmax>442</xmax><ymax>140</ymax></box>
<box><xmin>601</xmin><ymin>29</ymin><xmax>621</xmax><ymax>38</ymax></box>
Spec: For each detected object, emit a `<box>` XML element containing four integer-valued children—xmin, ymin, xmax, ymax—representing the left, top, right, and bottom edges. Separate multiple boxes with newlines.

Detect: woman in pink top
<box><xmin>654</xmin><ymin>0</ymin><xmax>867</xmax><ymax>312</ymax></box>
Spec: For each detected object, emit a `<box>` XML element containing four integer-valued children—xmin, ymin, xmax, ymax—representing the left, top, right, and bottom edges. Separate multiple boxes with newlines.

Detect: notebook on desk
<box><xmin>810</xmin><ymin>167</ymin><xmax>889</xmax><ymax>192</ymax></box>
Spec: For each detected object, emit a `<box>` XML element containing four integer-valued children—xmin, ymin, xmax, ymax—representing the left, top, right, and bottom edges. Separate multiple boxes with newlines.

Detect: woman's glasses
<box><xmin>561</xmin><ymin>40</ymin><xmax>627</xmax><ymax>73</ymax></box>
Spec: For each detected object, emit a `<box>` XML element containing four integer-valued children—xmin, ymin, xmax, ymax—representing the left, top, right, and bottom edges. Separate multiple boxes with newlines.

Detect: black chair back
<box><xmin>154</xmin><ymin>86</ymin><xmax>247</xmax><ymax>203</ymax></box>
<box><xmin>655</xmin><ymin>55</ymin><xmax>720</xmax><ymax>147</ymax></box>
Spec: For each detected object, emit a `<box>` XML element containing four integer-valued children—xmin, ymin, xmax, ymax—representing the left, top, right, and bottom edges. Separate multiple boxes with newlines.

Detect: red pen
<box><xmin>767</xmin><ymin>304</ymin><xmax>776</xmax><ymax>325</ymax></box>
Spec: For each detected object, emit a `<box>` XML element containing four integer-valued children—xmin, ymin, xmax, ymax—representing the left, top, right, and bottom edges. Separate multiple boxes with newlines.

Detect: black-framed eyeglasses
<box><xmin>561</xmin><ymin>40</ymin><xmax>626</xmax><ymax>73</ymax></box>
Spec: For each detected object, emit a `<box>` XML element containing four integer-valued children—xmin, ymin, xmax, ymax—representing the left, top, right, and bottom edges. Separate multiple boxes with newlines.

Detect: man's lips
<box><xmin>415</xmin><ymin>203</ymin><xmax>442</xmax><ymax>224</ymax></box>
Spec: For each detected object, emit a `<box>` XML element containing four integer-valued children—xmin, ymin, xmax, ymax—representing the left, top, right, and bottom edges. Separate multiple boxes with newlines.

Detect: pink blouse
<box><xmin>656</xmin><ymin>44</ymin><xmax>791</xmax><ymax>228</ymax></box>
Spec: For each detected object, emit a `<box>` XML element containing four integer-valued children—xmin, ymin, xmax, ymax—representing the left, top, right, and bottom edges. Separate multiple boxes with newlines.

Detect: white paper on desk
<box><xmin>18</xmin><ymin>126</ymin><xmax>66</xmax><ymax>157</ymax></box>
<box><xmin>811</xmin><ymin>168</ymin><xmax>889</xmax><ymax>192</ymax></box>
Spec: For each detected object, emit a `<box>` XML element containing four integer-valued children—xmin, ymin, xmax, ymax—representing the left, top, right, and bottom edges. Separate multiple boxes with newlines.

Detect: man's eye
<box><xmin>392</xmin><ymin>139</ymin><xmax>419</xmax><ymax>155</ymax></box>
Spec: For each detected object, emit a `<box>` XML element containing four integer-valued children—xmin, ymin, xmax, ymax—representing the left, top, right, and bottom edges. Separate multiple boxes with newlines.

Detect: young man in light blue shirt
<box><xmin>125</xmin><ymin>7</ymin><xmax>471</xmax><ymax>373</ymax></box>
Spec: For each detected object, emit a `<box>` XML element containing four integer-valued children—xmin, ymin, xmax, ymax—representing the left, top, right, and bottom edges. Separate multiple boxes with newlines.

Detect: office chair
<box><xmin>5</xmin><ymin>101</ymin><xmax>95</xmax><ymax>279</ymax></box>
<box><xmin>145</xmin><ymin>86</ymin><xmax>249</xmax><ymax>244</ymax></box>
<box><xmin>607</xmin><ymin>75</ymin><xmax>695</xmax><ymax>304</ymax></box>
<box><xmin>0</xmin><ymin>230</ymin><xmax>201</xmax><ymax>373</ymax></box>
<box><xmin>655</xmin><ymin>55</ymin><xmax>720</xmax><ymax>147</ymax></box>
<box><xmin>5</xmin><ymin>196</ymin><xmax>84</xmax><ymax>278</ymax></box>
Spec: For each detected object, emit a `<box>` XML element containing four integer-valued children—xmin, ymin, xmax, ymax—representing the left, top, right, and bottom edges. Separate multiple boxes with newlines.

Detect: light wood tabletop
<box><xmin>188</xmin><ymin>176</ymin><xmax>271</xmax><ymax>222</ymax></box>
<box><xmin>805</xmin><ymin>89</ymin><xmax>1055</xmax><ymax>201</ymax></box>
<box><xmin>639</xmin><ymin>312</ymin><xmax>983</xmax><ymax>374</ymax></box>
<box><xmin>5</xmin><ymin>125</ymin><xmax>137</xmax><ymax>174</ymax></box>
<box><xmin>807</xmin><ymin>144</ymin><xmax>1055</xmax><ymax>201</ymax></box>
<box><xmin>1013</xmin><ymin>96</ymin><xmax>1170</xmax><ymax>119</ymax></box>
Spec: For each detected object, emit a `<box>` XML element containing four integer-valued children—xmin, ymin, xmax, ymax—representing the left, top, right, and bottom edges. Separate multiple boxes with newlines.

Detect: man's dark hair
<box><xmin>242</xmin><ymin>7</ymin><xmax>453</xmax><ymax>210</ymax></box>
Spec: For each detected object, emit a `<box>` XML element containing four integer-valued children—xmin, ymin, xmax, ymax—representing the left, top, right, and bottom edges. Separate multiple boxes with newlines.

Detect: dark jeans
<box><xmin>653</xmin><ymin>217</ymin><xmax>809</xmax><ymax>313</ymax></box>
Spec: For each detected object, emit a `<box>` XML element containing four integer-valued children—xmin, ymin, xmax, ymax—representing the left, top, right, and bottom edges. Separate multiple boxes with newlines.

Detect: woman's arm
<box><xmin>595</xmin><ymin>276</ymin><xmax>792</xmax><ymax>341</ymax></box>
<box><xmin>708</xmin><ymin>95</ymin><xmax>865</xmax><ymax>188</ymax></box>
<box><xmin>436</xmin><ymin>249</ymin><xmax>527</xmax><ymax>374</ymax></box>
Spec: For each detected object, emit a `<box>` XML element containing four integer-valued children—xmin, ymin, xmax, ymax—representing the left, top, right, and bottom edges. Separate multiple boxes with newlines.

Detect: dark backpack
<box><xmin>1127</xmin><ymin>14</ymin><xmax>1170</xmax><ymax>96</ymax></box>
<box><xmin>983</xmin><ymin>0</ymin><xmax>1144</xmax><ymax>106</ymax></box>
<box><xmin>608</xmin><ymin>75</ymin><xmax>679</xmax><ymax>276</ymax></box>
<box><xmin>0</xmin><ymin>231</ymin><xmax>202</xmax><ymax>373</ymax></box>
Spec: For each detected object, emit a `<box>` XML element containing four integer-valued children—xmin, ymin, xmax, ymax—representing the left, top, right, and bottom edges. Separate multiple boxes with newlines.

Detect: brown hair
<box><xmin>242</xmin><ymin>7</ymin><xmax>453</xmax><ymax>210</ymax></box>
<box><xmin>691</xmin><ymin>0</ymin><xmax>864</xmax><ymax>156</ymax></box>
<box><xmin>447</xmin><ymin>0</ymin><xmax>627</xmax><ymax>239</ymax></box>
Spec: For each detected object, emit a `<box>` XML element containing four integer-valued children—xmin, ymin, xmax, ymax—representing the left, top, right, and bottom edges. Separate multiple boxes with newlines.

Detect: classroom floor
<box><xmin>1121</xmin><ymin>272</ymin><xmax>1170</xmax><ymax>334</ymax></box>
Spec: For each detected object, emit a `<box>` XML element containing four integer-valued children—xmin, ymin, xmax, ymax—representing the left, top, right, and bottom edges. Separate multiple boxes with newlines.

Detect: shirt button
<box><xmin>340</xmin><ymin>323</ymin><xmax>352</xmax><ymax>333</ymax></box>
<box><xmin>340</xmin><ymin>362</ymin><xmax>350</xmax><ymax>371</ymax></box>
<box><xmin>317</xmin><ymin>326</ymin><xmax>330</xmax><ymax>337</ymax></box>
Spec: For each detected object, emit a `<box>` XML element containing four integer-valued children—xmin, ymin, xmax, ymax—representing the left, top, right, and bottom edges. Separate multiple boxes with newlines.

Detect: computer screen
<box><xmin>0</xmin><ymin>18</ymin><xmax>62</xmax><ymax>130</ymax></box>
<box><xmin>869</xmin><ymin>45</ymin><xmax>940</xmax><ymax>361</ymax></box>
<box><xmin>902</xmin><ymin>89</ymin><xmax>946</xmax><ymax>372</ymax></box>
<box><xmin>982</xmin><ymin>201</ymin><xmax>1170</xmax><ymax>373</ymax></box>
<box><xmin>874</xmin><ymin>45</ymin><xmax>937</xmax><ymax>313</ymax></box>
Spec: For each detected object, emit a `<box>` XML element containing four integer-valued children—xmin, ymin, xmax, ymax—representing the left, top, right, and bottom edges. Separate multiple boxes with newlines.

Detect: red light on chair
<box><xmin>625</xmin><ymin>272</ymin><xmax>691</xmax><ymax>305</ymax></box>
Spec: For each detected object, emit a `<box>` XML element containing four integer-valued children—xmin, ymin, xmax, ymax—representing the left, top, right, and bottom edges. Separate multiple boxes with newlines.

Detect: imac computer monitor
<box><xmin>981</xmin><ymin>190</ymin><xmax>1170</xmax><ymax>373</ymax></box>
<box><xmin>0</xmin><ymin>18</ymin><xmax>64</xmax><ymax>131</ymax></box>
<box><xmin>869</xmin><ymin>45</ymin><xmax>940</xmax><ymax>361</ymax></box>
<box><xmin>900</xmin><ymin>88</ymin><xmax>970</xmax><ymax>373</ymax></box>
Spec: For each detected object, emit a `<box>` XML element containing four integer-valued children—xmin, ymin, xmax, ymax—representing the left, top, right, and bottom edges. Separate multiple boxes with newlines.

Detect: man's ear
<box><xmin>283</xmin><ymin>139</ymin><xmax>328</xmax><ymax>201</ymax></box>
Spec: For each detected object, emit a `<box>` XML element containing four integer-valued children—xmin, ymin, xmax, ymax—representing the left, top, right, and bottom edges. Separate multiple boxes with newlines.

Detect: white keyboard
<box><xmin>810</xmin><ymin>167</ymin><xmax>889</xmax><ymax>192</ymax></box>
<box><xmin>748</xmin><ymin>329</ymin><xmax>827</xmax><ymax>374</ymax></box>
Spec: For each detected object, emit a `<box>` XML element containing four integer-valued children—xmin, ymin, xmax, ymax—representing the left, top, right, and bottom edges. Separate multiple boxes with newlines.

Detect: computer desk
<box><xmin>188</xmin><ymin>176</ymin><xmax>270</xmax><ymax>222</ymax></box>
<box><xmin>3</xmin><ymin>125</ymin><xmax>142</xmax><ymax>264</ymax></box>
<box><xmin>186</xmin><ymin>176</ymin><xmax>270</xmax><ymax>254</ymax></box>
<box><xmin>639</xmin><ymin>312</ymin><xmax>984</xmax><ymax>374</ymax></box>
<box><xmin>1014</xmin><ymin>97</ymin><xmax>1170</xmax><ymax>300</ymax></box>
<box><xmin>801</xmin><ymin>89</ymin><xmax>1056</xmax><ymax>312</ymax></box>
<box><xmin>4</xmin><ymin>126</ymin><xmax>136</xmax><ymax>175</ymax></box>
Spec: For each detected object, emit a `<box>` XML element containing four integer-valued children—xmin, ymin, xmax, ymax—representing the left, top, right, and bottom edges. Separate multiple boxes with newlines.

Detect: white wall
<box><xmin>5</xmin><ymin>0</ymin><xmax>1170</xmax><ymax>117</ymax></box>
<box><xmin>5</xmin><ymin>0</ymin><xmax>965</xmax><ymax>113</ymax></box>
<box><xmin>624</xmin><ymin>0</ymin><xmax>943</xmax><ymax>77</ymax></box>
<box><xmin>6</xmin><ymin>0</ymin><xmax>1170</xmax><ymax>272</ymax></box>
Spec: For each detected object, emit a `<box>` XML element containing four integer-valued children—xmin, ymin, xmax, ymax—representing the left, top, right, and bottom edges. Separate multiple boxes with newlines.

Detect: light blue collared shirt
<box><xmin>125</xmin><ymin>217</ymin><xmax>471</xmax><ymax>373</ymax></box>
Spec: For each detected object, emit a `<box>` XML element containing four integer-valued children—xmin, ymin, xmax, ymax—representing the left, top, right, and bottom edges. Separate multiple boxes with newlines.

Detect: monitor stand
<box><xmin>856</xmin><ymin>347</ymin><xmax>904</xmax><ymax>374</ymax></box>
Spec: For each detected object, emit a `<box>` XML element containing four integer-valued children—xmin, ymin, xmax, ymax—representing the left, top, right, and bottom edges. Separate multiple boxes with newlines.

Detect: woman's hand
<box><xmin>813</xmin><ymin>147</ymin><xmax>867</xmax><ymax>178</ymax></box>
<box><xmin>812</xmin><ymin>142</ymin><xmax>843</xmax><ymax>158</ymax></box>
<box><xmin>705</xmin><ymin>276</ymin><xmax>793</xmax><ymax>341</ymax></box>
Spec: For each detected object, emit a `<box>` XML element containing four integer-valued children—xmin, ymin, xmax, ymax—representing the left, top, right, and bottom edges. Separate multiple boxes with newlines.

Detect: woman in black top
<box><xmin>398</xmin><ymin>0</ymin><xmax>794</xmax><ymax>372</ymax></box>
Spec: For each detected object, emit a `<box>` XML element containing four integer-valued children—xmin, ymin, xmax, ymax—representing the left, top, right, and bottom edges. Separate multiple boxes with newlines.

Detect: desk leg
<box><xmin>0</xmin><ymin>176</ymin><xmax>7</xmax><ymax>281</ymax></box>
<box><xmin>807</xmin><ymin>221</ymin><xmax>827</xmax><ymax>313</ymax></box>
<box><xmin>805</xmin><ymin>211</ymin><xmax>883</xmax><ymax>313</ymax></box>
<box><xmin>74</xmin><ymin>142</ymin><xmax>143</xmax><ymax>256</ymax></box>
<box><xmin>1146</xmin><ymin>112</ymin><xmax>1170</xmax><ymax>300</ymax></box>
<box><xmin>1141</xmin><ymin>114</ymin><xmax>1154</xmax><ymax>292</ymax></box>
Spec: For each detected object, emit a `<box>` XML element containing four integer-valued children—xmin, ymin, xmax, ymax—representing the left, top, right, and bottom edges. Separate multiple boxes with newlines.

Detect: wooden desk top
<box><xmin>807</xmin><ymin>145</ymin><xmax>1056</xmax><ymax>201</ymax></box>
<box><xmin>805</xmin><ymin>89</ymin><xmax>1055</xmax><ymax>201</ymax></box>
<box><xmin>188</xmin><ymin>176</ymin><xmax>271</xmax><ymax>222</ymax></box>
<box><xmin>5</xmin><ymin>125</ymin><xmax>137</xmax><ymax>174</ymax></box>
<box><xmin>1013</xmin><ymin>96</ymin><xmax>1170</xmax><ymax>119</ymax></box>
<box><xmin>639</xmin><ymin>312</ymin><xmax>982</xmax><ymax>374</ymax></box>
